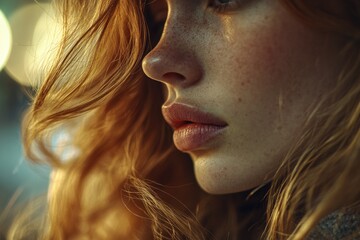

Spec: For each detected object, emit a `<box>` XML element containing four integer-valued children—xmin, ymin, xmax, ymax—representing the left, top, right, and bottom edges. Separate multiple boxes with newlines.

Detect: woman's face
<box><xmin>142</xmin><ymin>0</ymin><xmax>343</xmax><ymax>194</ymax></box>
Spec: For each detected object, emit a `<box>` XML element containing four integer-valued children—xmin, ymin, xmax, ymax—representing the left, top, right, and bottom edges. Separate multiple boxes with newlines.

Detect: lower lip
<box><xmin>173</xmin><ymin>123</ymin><xmax>226</xmax><ymax>151</ymax></box>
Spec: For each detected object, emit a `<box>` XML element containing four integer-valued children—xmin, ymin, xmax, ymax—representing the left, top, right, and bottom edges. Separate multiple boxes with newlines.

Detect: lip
<box><xmin>162</xmin><ymin>103</ymin><xmax>228</xmax><ymax>151</ymax></box>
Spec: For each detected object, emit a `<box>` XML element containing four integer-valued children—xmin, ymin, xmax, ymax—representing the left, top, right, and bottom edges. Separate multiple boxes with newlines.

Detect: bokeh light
<box><xmin>0</xmin><ymin>1</ymin><xmax>52</xmax><ymax>233</ymax></box>
<box><xmin>25</xmin><ymin>4</ymin><xmax>62</xmax><ymax>86</ymax></box>
<box><xmin>5</xmin><ymin>3</ymin><xmax>58</xmax><ymax>86</ymax></box>
<box><xmin>0</xmin><ymin>10</ymin><xmax>12</xmax><ymax>71</ymax></box>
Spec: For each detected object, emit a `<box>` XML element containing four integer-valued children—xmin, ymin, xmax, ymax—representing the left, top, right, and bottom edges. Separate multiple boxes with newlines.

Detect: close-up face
<box><xmin>142</xmin><ymin>0</ymin><xmax>344</xmax><ymax>194</ymax></box>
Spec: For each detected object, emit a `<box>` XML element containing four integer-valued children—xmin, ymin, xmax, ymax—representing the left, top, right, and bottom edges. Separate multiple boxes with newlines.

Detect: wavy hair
<box><xmin>8</xmin><ymin>0</ymin><xmax>360</xmax><ymax>239</ymax></box>
<box><xmin>268</xmin><ymin>1</ymin><xmax>360</xmax><ymax>239</ymax></box>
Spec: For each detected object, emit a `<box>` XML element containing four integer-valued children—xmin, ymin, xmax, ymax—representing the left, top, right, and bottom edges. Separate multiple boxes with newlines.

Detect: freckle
<box><xmin>241</xmin><ymin>82</ymin><xmax>245</xmax><ymax>86</ymax></box>
<box><xmin>277</xmin><ymin>126</ymin><xmax>282</xmax><ymax>131</ymax></box>
<box><xmin>238</xmin><ymin>97</ymin><xmax>242</xmax><ymax>103</ymax></box>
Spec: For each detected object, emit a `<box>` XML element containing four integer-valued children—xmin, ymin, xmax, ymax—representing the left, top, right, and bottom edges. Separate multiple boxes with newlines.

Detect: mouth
<box><xmin>162</xmin><ymin>102</ymin><xmax>228</xmax><ymax>151</ymax></box>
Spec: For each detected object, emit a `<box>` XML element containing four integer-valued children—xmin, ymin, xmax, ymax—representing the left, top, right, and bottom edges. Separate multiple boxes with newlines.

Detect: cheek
<box><xmin>190</xmin><ymin>4</ymin><xmax>343</xmax><ymax>193</ymax></box>
<box><xmin>215</xmin><ymin>15</ymin><xmax>327</xmax><ymax>111</ymax></box>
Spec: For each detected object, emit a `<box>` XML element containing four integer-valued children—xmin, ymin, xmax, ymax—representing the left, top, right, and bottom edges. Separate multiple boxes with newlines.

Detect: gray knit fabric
<box><xmin>307</xmin><ymin>211</ymin><xmax>360</xmax><ymax>240</ymax></box>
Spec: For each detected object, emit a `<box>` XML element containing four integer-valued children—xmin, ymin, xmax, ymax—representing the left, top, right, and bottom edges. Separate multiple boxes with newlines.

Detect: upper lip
<box><xmin>162</xmin><ymin>102</ymin><xmax>228</xmax><ymax>130</ymax></box>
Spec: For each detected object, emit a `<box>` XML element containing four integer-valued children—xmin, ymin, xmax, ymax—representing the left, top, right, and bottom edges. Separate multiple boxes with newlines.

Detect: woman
<box><xmin>10</xmin><ymin>0</ymin><xmax>360</xmax><ymax>239</ymax></box>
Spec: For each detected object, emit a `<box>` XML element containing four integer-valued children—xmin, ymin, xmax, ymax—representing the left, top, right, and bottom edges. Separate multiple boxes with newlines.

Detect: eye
<box><xmin>150</xmin><ymin>12</ymin><xmax>167</xmax><ymax>45</ymax></box>
<box><xmin>151</xmin><ymin>20</ymin><xmax>166</xmax><ymax>44</ymax></box>
<box><xmin>146</xmin><ymin>0</ymin><xmax>168</xmax><ymax>45</ymax></box>
<box><xmin>209</xmin><ymin>0</ymin><xmax>244</xmax><ymax>13</ymax></box>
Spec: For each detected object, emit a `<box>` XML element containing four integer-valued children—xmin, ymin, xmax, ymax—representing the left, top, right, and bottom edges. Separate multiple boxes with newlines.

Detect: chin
<box><xmin>192</xmin><ymin>154</ymin><xmax>273</xmax><ymax>195</ymax></box>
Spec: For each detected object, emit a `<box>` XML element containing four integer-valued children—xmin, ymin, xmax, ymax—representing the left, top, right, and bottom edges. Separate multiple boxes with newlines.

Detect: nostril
<box><xmin>142</xmin><ymin>48</ymin><xmax>202</xmax><ymax>87</ymax></box>
<box><xmin>163</xmin><ymin>72</ymin><xmax>186</xmax><ymax>81</ymax></box>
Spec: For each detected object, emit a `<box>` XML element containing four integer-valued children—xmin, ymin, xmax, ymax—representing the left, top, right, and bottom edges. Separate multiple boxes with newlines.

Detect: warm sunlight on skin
<box><xmin>0</xmin><ymin>10</ymin><xmax>12</xmax><ymax>71</ymax></box>
<box><xmin>142</xmin><ymin>0</ymin><xmax>345</xmax><ymax>194</ymax></box>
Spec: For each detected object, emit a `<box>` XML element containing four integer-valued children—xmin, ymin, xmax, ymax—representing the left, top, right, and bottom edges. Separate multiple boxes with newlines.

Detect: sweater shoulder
<box><xmin>307</xmin><ymin>211</ymin><xmax>360</xmax><ymax>240</ymax></box>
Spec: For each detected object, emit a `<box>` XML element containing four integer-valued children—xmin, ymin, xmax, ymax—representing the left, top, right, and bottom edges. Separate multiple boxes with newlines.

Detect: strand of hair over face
<box><xmin>266</xmin><ymin>1</ymin><xmax>360</xmax><ymax>239</ymax></box>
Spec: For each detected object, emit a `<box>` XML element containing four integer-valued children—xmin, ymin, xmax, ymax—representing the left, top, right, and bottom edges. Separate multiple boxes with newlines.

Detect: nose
<box><xmin>142</xmin><ymin>23</ymin><xmax>203</xmax><ymax>88</ymax></box>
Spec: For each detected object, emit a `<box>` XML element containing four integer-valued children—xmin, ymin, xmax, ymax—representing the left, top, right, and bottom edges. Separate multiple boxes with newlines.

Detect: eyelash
<box><xmin>150</xmin><ymin>0</ymin><xmax>245</xmax><ymax>33</ymax></box>
<box><xmin>209</xmin><ymin>0</ymin><xmax>242</xmax><ymax>13</ymax></box>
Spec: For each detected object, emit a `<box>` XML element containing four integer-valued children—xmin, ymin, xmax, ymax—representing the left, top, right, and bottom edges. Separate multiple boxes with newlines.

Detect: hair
<box><xmin>7</xmin><ymin>0</ymin><xmax>360</xmax><ymax>239</ymax></box>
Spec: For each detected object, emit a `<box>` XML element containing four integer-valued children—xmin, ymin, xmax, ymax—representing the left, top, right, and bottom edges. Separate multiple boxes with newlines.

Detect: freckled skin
<box><xmin>142</xmin><ymin>0</ymin><xmax>344</xmax><ymax>194</ymax></box>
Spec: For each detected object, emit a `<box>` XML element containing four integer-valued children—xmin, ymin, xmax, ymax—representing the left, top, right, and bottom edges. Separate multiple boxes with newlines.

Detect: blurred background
<box><xmin>0</xmin><ymin>0</ymin><xmax>55</xmax><ymax>235</ymax></box>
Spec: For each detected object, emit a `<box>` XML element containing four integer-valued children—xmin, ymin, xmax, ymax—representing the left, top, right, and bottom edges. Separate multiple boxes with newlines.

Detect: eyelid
<box><xmin>148</xmin><ymin>0</ymin><xmax>168</xmax><ymax>25</ymax></box>
<box><xmin>153</xmin><ymin>9</ymin><xmax>168</xmax><ymax>24</ymax></box>
<box><xmin>209</xmin><ymin>0</ymin><xmax>244</xmax><ymax>13</ymax></box>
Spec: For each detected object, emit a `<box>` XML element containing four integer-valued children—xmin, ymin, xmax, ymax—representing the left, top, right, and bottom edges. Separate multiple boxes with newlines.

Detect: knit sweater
<box><xmin>307</xmin><ymin>211</ymin><xmax>360</xmax><ymax>240</ymax></box>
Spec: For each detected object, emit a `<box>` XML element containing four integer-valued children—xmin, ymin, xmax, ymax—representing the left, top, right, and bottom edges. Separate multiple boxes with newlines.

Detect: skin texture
<box><xmin>142</xmin><ymin>0</ymin><xmax>344</xmax><ymax>194</ymax></box>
